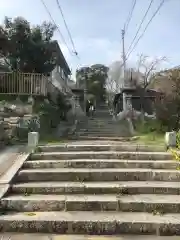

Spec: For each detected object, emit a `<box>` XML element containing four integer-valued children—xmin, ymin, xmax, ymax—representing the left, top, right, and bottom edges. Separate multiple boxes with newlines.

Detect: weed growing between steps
<box><xmin>23</xmin><ymin>189</ymin><xmax>32</xmax><ymax>196</ymax></box>
<box><xmin>117</xmin><ymin>188</ymin><xmax>129</xmax><ymax>197</ymax></box>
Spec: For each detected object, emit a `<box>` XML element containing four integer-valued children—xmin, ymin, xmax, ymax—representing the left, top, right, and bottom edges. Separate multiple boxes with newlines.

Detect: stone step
<box><xmin>16</xmin><ymin>168</ymin><xmax>180</xmax><ymax>182</ymax></box>
<box><xmin>78</xmin><ymin>132</ymin><xmax>121</xmax><ymax>135</ymax></box>
<box><xmin>78</xmin><ymin>133</ymin><xmax>129</xmax><ymax>136</ymax></box>
<box><xmin>80</xmin><ymin>129</ymin><xmax>117</xmax><ymax>132</ymax></box>
<box><xmin>85</xmin><ymin>123</ymin><xmax>114</xmax><ymax>126</ymax></box>
<box><xmin>12</xmin><ymin>181</ymin><xmax>180</xmax><ymax>195</ymax></box>
<box><xmin>78</xmin><ymin>135</ymin><xmax>131</xmax><ymax>138</ymax></box>
<box><xmin>84</xmin><ymin>125</ymin><xmax>115</xmax><ymax>128</ymax></box>
<box><xmin>77</xmin><ymin>136</ymin><xmax>135</xmax><ymax>141</ymax></box>
<box><xmin>82</xmin><ymin>120</ymin><xmax>113</xmax><ymax>122</ymax></box>
<box><xmin>81</xmin><ymin>123</ymin><xmax>115</xmax><ymax>125</ymax></box>
<box><xmin>1</xmin><ymin>211</ymin><xmax>180</xmax><ymax>235</ymax></box>
<box><xmin>78</xmin><ymin>129</ymin><xmax>124</xmax><ymax>132</ymax></box>
<box><xmin>78</xmin><ymin>133</ymin><xmax>126</xmax><ymax>137</ymax></box>
<box><xmin>83</xmin><ymin>127</ymin><xmax>117</xmax><ymax>130</ymax></box>
<box><xmin>23</xmin><ymin>159</ymin><xmax>178</xmax><ymax>169</ymax></box>
<box><xmin>79</xmin><ymin>126</ymin><xmax>120</xmax><ymax>129</ymax></box>
<box><xmin>93</xmin><ymin>114</ymin><xmax>110</xmax><ymax>117</ymax></box>
<box><xmin>2</xmin><ymin>193</ymin><xmax>180</xmax><ymax>213</ymax></box>
<box><xmin>30</xmin><ymin>152</ymin><xmax>172</xmax><ymax>161</ymax></box>
<box><xmin>2</xmin><ymin>234</ymin><xmax>178</xmax><ymax>240</ymax></box>
<box><xmin>85</xmin><ymin>121</ymin><xmax>114</xmax><ymax>123</ymax></box>
<box><xmin>78</xmin><ymin>129</ymin><xmax>120</xmax><ymax>133</ymax></box>
<box><xmin>39</xmin><ymin>144</ymin><xmax>165</xmax><ymax>152</ymax></box>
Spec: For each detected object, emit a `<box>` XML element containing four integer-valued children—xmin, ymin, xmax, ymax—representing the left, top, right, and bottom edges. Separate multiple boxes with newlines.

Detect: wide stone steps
<box><xmin>2</xmin><ymin>193</ymin><xmax>180</xmax><ymax>213</ymax></box>
<box><xmin>23</xmin><ymin>159</ymin><xmax>180</xmax><ymax>169</ymax></box>
<box><xmin>1</xmin><ymin>142</ymin><xmax>179</xmax><ymax>236</ymax></box>
<box><xmin>30</xmin><ymin>151</ymin><xmax>172</xmax><ymax>160</ymax></box>
<box><xmin>15</xmin><ymin>168</ymin><xmax>180</xmax><ymax>182</ymax></box>
<box><xmin>78</xmin><ymin>116</ymin><xmax>129</xmax><ymax>137</ymax></box>
<box><xmin>1</xmin><ymin>211</ymin><xmax>180</xmax><ymax>235</ymax></box>
<box><xmin>12</xmin><ymin>181</ymin><xmax>180</xmax><ymax>195</ymax></box>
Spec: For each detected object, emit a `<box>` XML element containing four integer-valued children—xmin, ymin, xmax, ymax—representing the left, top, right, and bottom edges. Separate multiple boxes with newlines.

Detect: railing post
<box><xmin>30</xmin><ymin>73</ymin><xmax>33</xmax><ymax>95</ymax></box>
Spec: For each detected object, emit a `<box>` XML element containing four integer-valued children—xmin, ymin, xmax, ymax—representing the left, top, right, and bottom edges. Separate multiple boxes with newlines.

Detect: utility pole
<box><xmin>122</xmin><ymin>28</ymin><xmax>126</xmax><ymax>82</ymax></box>
<box><xmin>83</xmin><ymin>72</ymin><xmax>87</xmax><ymax>115</ymax></box>
<box><xmin>122</xmin><ymin>27</ymin><xmax>127</xmax><ymax>111</ymax></box>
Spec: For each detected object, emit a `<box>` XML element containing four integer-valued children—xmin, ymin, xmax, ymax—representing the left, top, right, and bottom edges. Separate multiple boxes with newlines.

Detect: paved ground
<box><xmin>1</xmin><ymin>234</ymin><xmax>180</xmax><ymax>240</ymax></box>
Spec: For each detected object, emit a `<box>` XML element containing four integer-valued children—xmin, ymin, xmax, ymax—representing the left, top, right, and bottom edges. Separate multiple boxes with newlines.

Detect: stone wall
<box><xmin>0</xmin><ymin>101</ymin><xmax>35</xmax><ymax>146</ymax></box>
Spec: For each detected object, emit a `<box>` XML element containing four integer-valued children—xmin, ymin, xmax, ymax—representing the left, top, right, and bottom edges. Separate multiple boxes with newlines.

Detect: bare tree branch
<box><xmin>136</xmin><ymin>54</ymin><xmax>167</xmax><ymax>89</ymax></box>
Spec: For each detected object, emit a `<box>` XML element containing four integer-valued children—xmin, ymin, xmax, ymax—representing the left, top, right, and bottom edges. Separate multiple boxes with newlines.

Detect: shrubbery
<box><xmin>155</xmin><ymin>95</ymin><xmax>180</xmax><ymax>132</ymax></box>
<box><xmin>33</xmin><ymin>93</ymin><xmax>72</xmax><ymax>137</ymax></box>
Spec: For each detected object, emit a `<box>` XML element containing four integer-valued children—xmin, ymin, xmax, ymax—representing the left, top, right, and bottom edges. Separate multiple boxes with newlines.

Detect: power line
<box><xmin>126</xmin><ymin>0</ymin><xmax>166</xmax><ymax>60</ymax></box>
<box><xmin>119</xmin><ymin>0</ymin><xmax>137</xmax><ymax>79</ymax></box>
<box><xmin>124</xmin><ymin>0</ymin><xmax>137</xmax><ymax>33</ymax></box>
<box><xmin>127</xmin><ymin>0</ymin><xmax>154</xmax><ymax>54</ymax></box>
<box><xmin>56</xmin><ymin>0</ymin><xmax>78</xmax><ymax>56</ymax></box>
<box><xmin>40</xmin><ymin>0</ymin><xmax>74</xmax><ymax>56</ymax></box>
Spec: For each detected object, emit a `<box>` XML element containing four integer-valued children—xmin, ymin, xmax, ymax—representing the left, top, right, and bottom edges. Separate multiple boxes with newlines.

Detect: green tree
<box><xmin>0</xmin><ymin>16</ymin><xmax>57</xmax><ymax>74</ymax></box>
<box><xmin>76</xmin><ymin>64</ymin><xmax>108</xmax><ymax>103</ymax></box>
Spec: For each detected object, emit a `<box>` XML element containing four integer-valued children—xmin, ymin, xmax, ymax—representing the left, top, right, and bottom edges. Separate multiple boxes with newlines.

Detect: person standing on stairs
<box><xmin>89</xmin><ymin>102</ymin><xmax>95</xmax><ymax>117</ymax></box>
<box><xmin>86</xmin><ymin>99</ymin><xmax>91</xmax><ymax>116</ymax></box>
<box><xmin>86</xmin><ymin>99</ymin><xmax>95</xmax><ymax>117</ymax></box>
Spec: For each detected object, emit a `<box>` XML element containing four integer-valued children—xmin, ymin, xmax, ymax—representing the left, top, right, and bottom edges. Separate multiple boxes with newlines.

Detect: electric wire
<box><xmin>40</xmin><ymin>0</ymin><xmax>74</xmax><ymax>56</ymax></box>
<box><xmin>126</xmin><ymin>0</ymin><xmax>154</xmax><ymax>54</ymax></box>
<box><xmin>126</xmin><ymin>0</ymin><xmax>166</xmax><ymax>60</ymax></box>
<box><xmin>56</xmin><ymin>0</ymin><xmax>78</xmax><ymax>56</ymax></box>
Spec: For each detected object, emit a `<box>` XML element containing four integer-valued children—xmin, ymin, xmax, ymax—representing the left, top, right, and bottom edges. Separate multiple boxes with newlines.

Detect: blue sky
<box><xmin>0</xmin><ymin>0</ymin><xmax>179</xmax><ymax>77</ymax></box>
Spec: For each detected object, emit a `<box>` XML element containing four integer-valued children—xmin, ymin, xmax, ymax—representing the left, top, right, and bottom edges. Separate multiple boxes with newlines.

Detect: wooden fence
<box><xmin>0</xmin><ymin>72</ymin><xmax>48</xmax><ymax>96</ymax></box>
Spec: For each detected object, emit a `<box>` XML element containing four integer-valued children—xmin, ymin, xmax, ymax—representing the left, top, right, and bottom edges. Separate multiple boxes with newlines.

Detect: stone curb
<box><xmin>0</xmin><ymin>145</ymin><xmax>34</xmax><ymax>200</ymax></box>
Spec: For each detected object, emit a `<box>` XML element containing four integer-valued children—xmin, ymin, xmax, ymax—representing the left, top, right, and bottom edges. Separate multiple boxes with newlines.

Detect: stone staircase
<box><xmin>77</xmin><ymin>106</ymin><xmax>131</xmax><ymax>138</ymax></box>
<box><xmin>1</xmin><ymin>141</ymin><xmax>180</xmax><ymax>236</ymax></box>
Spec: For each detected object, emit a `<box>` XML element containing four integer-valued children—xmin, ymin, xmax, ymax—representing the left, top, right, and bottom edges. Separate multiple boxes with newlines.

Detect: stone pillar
<box><xmin>126</xmin><ymin>94</ymin><xmax>132</xmax><ymax>110</ymax></box>
<box><xmin>123</xmin><ymin>92</ymin><xmax>126</xmax><ymax>111</ymax></box>
<box><xmin>28</xmin><ymin>132</ymin><xmax>39</xmax><ymax>148</ymax></box>
<box><xmin>165</xmin><ymin>132</ymin><xmax>176</xmax><ymax>148</ymax></box>
<box><xmin>75</xmin><ymin>95</ymin><xmax>79</xmax><ymax>108</ymax></box>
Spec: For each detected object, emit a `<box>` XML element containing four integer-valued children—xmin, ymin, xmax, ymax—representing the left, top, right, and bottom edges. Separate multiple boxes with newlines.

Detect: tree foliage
<box><xmin>76</xmin><ymin>64</ymin><xmax>108</xmax><ymax>103</ymax></box>
<box><xmin>155</xmin><ymin>69</ymin><xmax>180</xmax><ymax>131</ymax></box>
<box><xmin>0</xmin><ymin>16</ymin><xmax>57</xmax><ymax>73</ymax></box>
